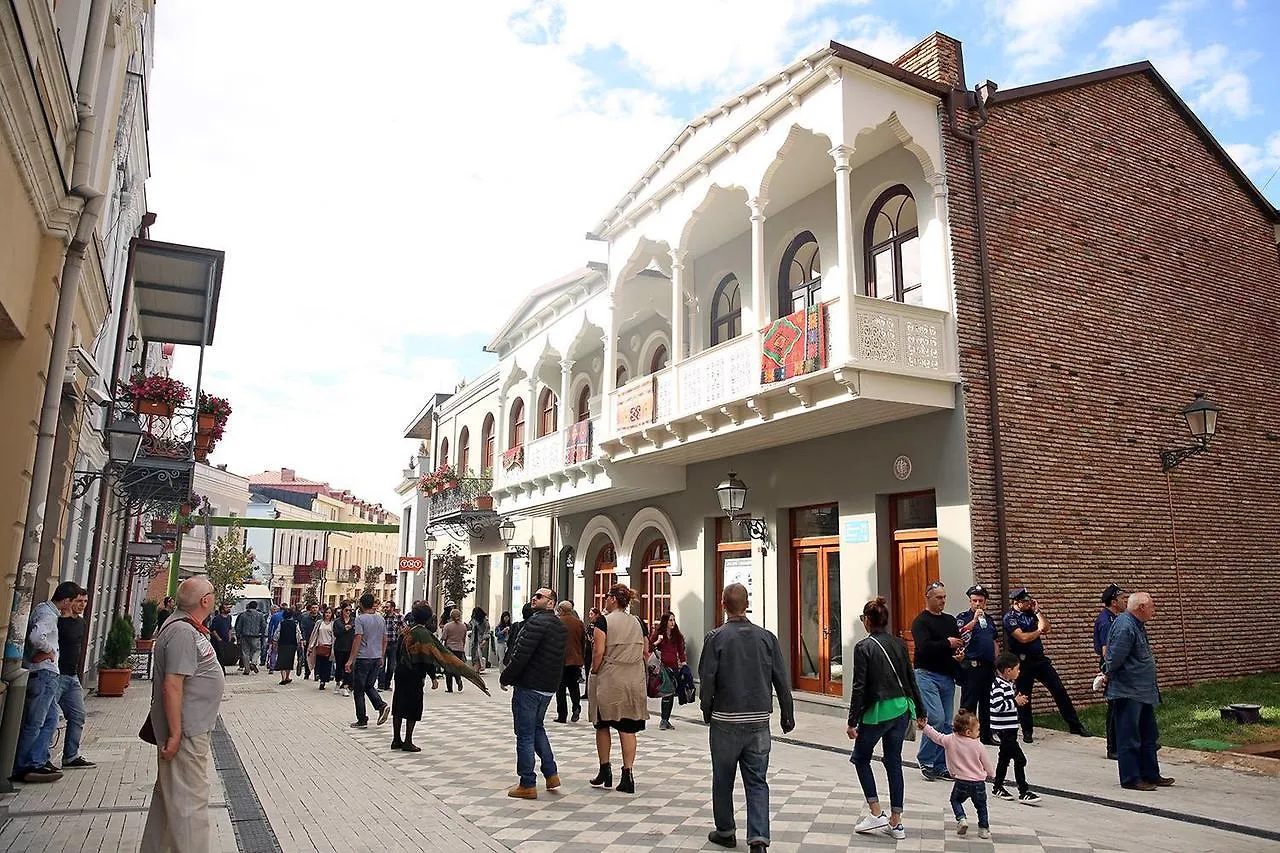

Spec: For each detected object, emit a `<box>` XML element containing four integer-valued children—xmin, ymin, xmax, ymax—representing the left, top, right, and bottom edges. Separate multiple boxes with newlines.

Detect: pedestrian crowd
<box><xmin>11</xmin><ymin>572</ymin><xmax>1171</xmax><ymax>853</ymax></box>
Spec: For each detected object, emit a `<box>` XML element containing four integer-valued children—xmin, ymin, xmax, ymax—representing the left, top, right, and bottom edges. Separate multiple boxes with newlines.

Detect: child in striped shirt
<box><xmin>990</xmin><ymin>653</ymin><xmax>1041</xmax><ymax>805</ymax></box>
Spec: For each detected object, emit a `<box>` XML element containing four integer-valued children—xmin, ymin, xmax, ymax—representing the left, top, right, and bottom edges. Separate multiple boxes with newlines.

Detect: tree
<box><xmin>436</xmin><ymin>543</ymin><xmax>475</xmax><ymax>608</ymax></box>
<box><xmin>207</xmin><ymin>524</ymin><xmax>255</xmax><ymax>606</ymax></box>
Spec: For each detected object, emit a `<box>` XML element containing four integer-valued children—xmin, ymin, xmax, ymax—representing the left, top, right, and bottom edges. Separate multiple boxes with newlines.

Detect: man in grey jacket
<box><xmin>700</xmin><ymin>583</ymin><xmax>795</xmax><ymax>853</ymax></box>
<box><xmin>1103</xmin><ymin>591</ymin><xmax>1173</xmax><ymax>791</ymax></box>
<box><xmin>234</xmin><ymin>601</ymin><xmax>267</xmax><ymax>674</ymax></box>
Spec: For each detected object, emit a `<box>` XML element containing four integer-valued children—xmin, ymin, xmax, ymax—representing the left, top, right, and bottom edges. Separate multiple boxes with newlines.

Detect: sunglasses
<box><xmin>531</xmin><ymin>593</ymin><xmax>546</xmax><ymax>601</ymax></box>
<box><xmin>926</xmin><ymin>581</ymin><xmax>946</xmax><ymax>592</ymax></box>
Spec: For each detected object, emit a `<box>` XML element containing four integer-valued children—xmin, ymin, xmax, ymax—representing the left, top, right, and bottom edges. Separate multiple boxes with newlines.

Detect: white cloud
<box><xmin>993</xmin><ymin>0</ymin><xmax>1112</xmax><ymax>76</ymax></box>
<box><xmin>839</xmin><ymin>14</ymin><xmax>917</xmax><ymax>62</ymax></box>
<box><xmin>1100</xmin><ymin>14</ymin><xmax>1256</xmax><ymax>119</ymax></box>
<box><xmin>1225</xmin><ymin>131</ymin><xmax>1280</xmax><ymax>182</ymax></box>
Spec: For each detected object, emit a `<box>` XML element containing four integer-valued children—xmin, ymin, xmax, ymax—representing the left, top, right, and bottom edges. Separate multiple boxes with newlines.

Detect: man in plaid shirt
<box><xmin>379</xmin><ymin>602</ymin><xmax>404</xmax><ymax>690</ymax></box>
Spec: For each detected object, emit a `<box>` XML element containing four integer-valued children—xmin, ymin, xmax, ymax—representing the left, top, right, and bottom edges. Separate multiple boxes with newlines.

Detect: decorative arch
<box><xmin>757</xmin><ymin>123</ymin><xmax>835</xmax><ymax>202</ymax></box>
<box><xmin>574</xmin><ymin>514</ymin><xmax>624</xmax><ymax>579</ymax></box>
<box><xmin>620</xmin><ymin>506</ymin><xmax>682</xmax><ymax>576</ymax></box>
<box><xmin>639</xmin><ymin>330</ymin><xmax>671</xmax><ymax>376</ymax></box>
<box><xmin>612</xmin><ymin>236</ymin><xmax>673</xmax><ymax>291</ymax></box>
<box><xmin>677</xmin><ymin>182</ymin><xmax>750</xmax><ymax>255</ymax></box>
<box><xmin>871</xmin><ymin>111</ymin><xmax>937</xmax><ymax>181</ymax></box>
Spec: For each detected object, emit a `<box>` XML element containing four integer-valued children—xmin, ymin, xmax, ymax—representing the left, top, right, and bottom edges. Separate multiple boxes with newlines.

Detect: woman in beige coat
<box><xmin>587</xmin><ymin>583</ymin><xmax>650</xmax><ymax>794</ymax></box>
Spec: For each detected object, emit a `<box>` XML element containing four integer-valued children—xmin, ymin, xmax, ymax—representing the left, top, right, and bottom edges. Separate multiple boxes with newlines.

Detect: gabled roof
<box><xmin>992</xmin><ymin>62</ymin><xmax>1279</xmax><ymax>223</ymax></box>
<box><xmin>485</xmin><ymin>264</ymin><xmax>607</xmax><ymax>354</ymax></box>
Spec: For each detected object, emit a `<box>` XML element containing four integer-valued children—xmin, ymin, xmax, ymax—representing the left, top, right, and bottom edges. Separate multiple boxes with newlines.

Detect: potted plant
<box><xmin>196</xmin><ymin>391</ymin><xmax>232</xmax><ymax>434</ymax></box>
<box><xmin>418</xmin><ymin>464</ymin><xmax>459</xmax><ymax>496</ymax></box>
<box><xmin>119</xmin><ymin>373</ymin><xmax>190</xmax><ymax>417</ymax></box>
<box><xmin>97</xmin><ymin>614</ymin><xmax>136</xmax><ymax>697</ymax></box>
<box><xmin>137</xmin><ymin>599</ymin><xmax>159</xmax><ymax>651</ymax></box>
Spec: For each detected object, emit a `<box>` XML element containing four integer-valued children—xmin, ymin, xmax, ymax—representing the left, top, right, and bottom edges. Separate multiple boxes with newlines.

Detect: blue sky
<box><xmin>147</xmin><ymin>1</ymin><xmax>1277</xmax><ymax>510</ymax></box>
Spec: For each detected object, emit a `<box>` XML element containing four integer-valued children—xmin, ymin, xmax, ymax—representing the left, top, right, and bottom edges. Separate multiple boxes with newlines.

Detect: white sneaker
<box><xmin>978</xmin><ymin>827</ymin><xmax>991</xmax><ymax>839</ymax></box>
<box><xmin>957</xmin><ymin>817</ymin><xmax>968</xmax><ymax>836</ymax></box>
<box><xmin>341</xmin><ymin>688</ymin><xmax>350</xmax><ymax>697</ymax></box>
<box><xmin>854</xmin><ymin>813</ymin><xmax>889</xmax><ymax>834</ymax></box>
<box><xmin>884</xmin><ymin>823</ymin><xmax>906</xmax><ymax>840</ymax></box>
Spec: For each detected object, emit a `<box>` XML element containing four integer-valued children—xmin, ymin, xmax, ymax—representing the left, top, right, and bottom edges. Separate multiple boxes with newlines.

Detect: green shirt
<box><xmin>860</xmin><ymin>695</ymin><xmax>915</xmax><ymax>725</ymax></box>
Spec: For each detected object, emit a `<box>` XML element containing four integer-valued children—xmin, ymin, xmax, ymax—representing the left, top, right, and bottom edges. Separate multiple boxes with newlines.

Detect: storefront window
<box><xmin>792</xmin><ymin>504</ymin><xmax>839</xmax><ymax>539</ymax></box>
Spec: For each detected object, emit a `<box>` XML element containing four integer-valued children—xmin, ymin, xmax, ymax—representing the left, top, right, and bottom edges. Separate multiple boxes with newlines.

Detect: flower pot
<box><xmin>135</xmin><ymin>638</ymin><xmax>155</xmax><ymax>652</ymax></box>
<box><xmin>134</xmin><ymin>398</ymin><xmax>174</xmax><ymax>418</ymax></box>
<box><xmin>475</xmin><ymin>495</ymin><xmax>494</xmax><ymax>511</ymax></box>
<box><xmin>96</xmin><ymin>667</ymin><xmax>132</xmax><ymax>697</ymax></box>
<box><xmin>179</xmin><ymin>503</ymin><xmax>193</xmax><ymax>517</ymax></box>
<box><xmin>150</xmin><ymin>520</ymin><xmax>175</xmax><ymax>535</ymax></box>
<box><xmin>196</xmin><ymin>412</ymin><xmax>216</xmax><ymax>433</ymax></box>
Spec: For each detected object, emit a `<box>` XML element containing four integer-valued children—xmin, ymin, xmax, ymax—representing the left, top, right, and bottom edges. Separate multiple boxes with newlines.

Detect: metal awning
<box><xmin>132</xmin><ymin>238</ymin><xmax>225</xmax><ymax>346</ymax></box>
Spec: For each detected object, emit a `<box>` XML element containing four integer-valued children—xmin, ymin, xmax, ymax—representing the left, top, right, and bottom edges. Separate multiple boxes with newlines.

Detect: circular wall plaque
<box><xmin>893</xmin><ymin>455</ymin><xmax>913</xmax><ymax>481</ymax></box>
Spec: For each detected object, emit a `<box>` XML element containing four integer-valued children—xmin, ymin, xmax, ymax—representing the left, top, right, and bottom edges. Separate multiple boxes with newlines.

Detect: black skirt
<box><xmin>392</xmin><ymin>666</ymin><xmax>426</xmax><ymax>721</ymax></box>
<box><xmin>276</xmin><ymin>644</ymin><xmax>298</xmax><ymax>671</ymax></box>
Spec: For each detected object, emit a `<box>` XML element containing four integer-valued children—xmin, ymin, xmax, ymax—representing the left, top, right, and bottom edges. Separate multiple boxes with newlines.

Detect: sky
<box><xmin>145</xmin><ymin>0</ymin><xmax>1280</xmax><ymax>513</ymax></box>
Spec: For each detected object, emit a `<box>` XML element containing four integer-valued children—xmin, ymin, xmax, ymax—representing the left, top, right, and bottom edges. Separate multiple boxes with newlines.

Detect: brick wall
<box><xmin>940</xmin><ymin>70</ymin><xmax>1280</xmax><ymax>702</ymax></box>
<box><xmin>894</xmin><ymin>32</ymin><xmax>966</xmax><ymax>89</ymax></box>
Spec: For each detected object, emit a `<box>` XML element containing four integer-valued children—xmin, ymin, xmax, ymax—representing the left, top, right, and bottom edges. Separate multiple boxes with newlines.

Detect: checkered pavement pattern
<box><xmin>344</xmin><ymin>695</ymin><xmax>1106</xmax><ymax>853</ymax></box>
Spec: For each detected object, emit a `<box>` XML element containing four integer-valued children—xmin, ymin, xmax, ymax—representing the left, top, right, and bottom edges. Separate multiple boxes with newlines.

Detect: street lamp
<box><xmin>498</xmin><ymin>518</ymin><xmax>530</xmax><ymax>558</ymax></box>
<box><xmin>1159</xmin><ymin>392</ymin><xmax>1222</xmax><ymax>472</ymax></box>
<box><xmin>106</xmin><ymin>409</ymin><xmax>144</xmax><ymax>465</ymax></box>
<box><xmin>715</xmin><ymin>472</ymin><xmax>769</xmax><ymax>546</ymax></box>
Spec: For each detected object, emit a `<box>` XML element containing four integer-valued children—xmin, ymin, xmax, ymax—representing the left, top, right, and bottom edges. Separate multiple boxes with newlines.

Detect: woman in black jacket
<box><xmin>332</xmin><ymin>604</ymin><xmax>356</xmax><ymax>697</ymax></box>
<box><xmin>846</xmin><ymin>597</ymin><xmax>925</xmax><ymax>841</ymax></box>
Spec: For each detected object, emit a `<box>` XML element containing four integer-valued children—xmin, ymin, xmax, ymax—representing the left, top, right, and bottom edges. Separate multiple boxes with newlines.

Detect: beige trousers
<box><xmin>141</xmin><ymin>732</ymin><xmax>213</xmax><ymax>853</ymax></box>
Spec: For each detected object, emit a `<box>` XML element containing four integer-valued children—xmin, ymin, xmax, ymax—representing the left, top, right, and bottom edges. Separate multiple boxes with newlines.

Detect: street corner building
<box><xmin>1</xmin><ymin>0</ymin><xmax>228</xmax><ymax>776</ymax></box>
<box><xmin>396</xmin><ymin>31</ymin><xmax>1278</xmax><ymax>713</ymax></box>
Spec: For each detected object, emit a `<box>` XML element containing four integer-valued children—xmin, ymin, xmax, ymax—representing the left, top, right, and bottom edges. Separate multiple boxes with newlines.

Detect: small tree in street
<box><xmin>436</xmin><ymin>543</ymin><xmax>475</xmax><ymax>608</ymax></box>
<box><xmin>207</xmin><ymin>525</ymin><xmax>255</xmax><ymax>606</ymax></box>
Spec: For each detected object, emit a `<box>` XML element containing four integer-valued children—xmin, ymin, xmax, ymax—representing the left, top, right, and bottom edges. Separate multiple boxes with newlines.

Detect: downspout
<box><xmin>944</xmin><ymin>85</ymin><xmax>1011</xmax><ymax>606</ymax></box>
<box><xmin>1</xmin><ymin>0</ymin><xmax>113</xmax><ymax>784</ymax></box>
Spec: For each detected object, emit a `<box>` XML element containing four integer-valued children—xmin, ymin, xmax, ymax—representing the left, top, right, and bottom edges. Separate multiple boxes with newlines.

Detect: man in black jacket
<box><xmin>911</xmin><ymin>581</ymin><xmax>964</xmax><ymax>781</ymax></box>
<box><xmin>499</xmin><ymin>588</ymin><xmax>566</xmax><ymax>799</ymax></box>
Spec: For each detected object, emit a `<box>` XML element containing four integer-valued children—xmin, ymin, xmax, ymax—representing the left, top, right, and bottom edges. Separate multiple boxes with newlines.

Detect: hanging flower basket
<box><xmin>119</xmin><ymin>374</ymin><xmax>190</xmax><ymax>415</ymax></box>
<box><xmin>418</xmin><ymin>464</ymin><xmax>459</xmax><ymax>496</ymax></box>
<box><xmin>196</xmin><ymin>392</ymin><xmax>231</xmax><ymax>438</ymax></box>
<box><xmin>135</xmin><ymin>399</ymin><xmax>174</xmax><ymax>417</ymax></box>
<box><xmin>196</xmin><ymin>412</ymin><xmax>216</xmax><ymax>433</ymax></box>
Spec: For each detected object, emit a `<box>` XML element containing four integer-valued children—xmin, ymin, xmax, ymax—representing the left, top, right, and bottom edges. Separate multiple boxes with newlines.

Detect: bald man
<box><xmin>142</xmin><ymin>578</ymin><xmax>225</xmax><ymax>853</ymax></box>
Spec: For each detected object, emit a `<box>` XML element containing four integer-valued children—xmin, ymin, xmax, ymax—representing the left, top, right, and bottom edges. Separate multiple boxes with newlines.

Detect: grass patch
<box><xmin>1033</xmin><ymin>671</ymin><xmax>1280</xmax><ymax>751</ymax></box>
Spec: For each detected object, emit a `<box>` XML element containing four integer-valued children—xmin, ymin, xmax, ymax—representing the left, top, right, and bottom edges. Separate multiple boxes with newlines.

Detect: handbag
<box><xmin>867</xmin><ymin>636</ymin><xmax>918</xmax><ymax>742</ymax></box>
<box><xmin>659</xmin><ymin>666</ymin><xmax>678</xmax><ymax>698</ymax></box>
<box><xmin>313</xmin><ymin>643</ymin><xmax>332</xmax><ymax>657</ymax></box>
<box><xmin>139</xmin><ymin>617</ymin><xmax>206</xmax><ymax>745</ymax></box>
<box><xmin>677</xmin><ymin>663</ymin><xmax>696</xmax><ymax>704</ymax></box>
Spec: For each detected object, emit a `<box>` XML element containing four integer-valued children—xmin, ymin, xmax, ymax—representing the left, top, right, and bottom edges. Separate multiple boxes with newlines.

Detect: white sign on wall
<box><xmin>511</xmin><ymin>558</ymin><xmax>526</xmax><ymax>610</ymax></box>
<box><xmin>721</xmin><ymin>556</ymin><xmax>755</xmax><ymax>615</ymax></box>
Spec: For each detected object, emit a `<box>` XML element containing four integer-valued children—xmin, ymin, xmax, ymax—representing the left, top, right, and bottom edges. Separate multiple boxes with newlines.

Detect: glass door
<box><xmin>793</xmin><ymin>545</ymin><xmax>842</xmax><ymax>696</ymax></box>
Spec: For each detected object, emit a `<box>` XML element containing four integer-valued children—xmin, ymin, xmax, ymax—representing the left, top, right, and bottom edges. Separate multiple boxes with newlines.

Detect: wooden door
<box><xmin>591</xmin><ymin>544</ymin><xmax>616</xmax><ymax>617</ymax></box>
<box><xmin>892</xmin><ymin>529</ymin><xmax>939</xmax><ymax>657</ymax></box>
<box><xmin>792</xmin><ymin>545</ymin><xmax>843</xmax><ymax>697</ymax></box>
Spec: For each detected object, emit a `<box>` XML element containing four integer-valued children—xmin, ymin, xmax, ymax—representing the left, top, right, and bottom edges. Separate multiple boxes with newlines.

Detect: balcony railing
<box><xmin>495</xmin><ymin>417</ymin><xmax>601</xmax><ymax>490</ymax></box>
<box><xmin>427</xmin><ymin>477</ymin><xmax>494</xmax><ymax>520</ymax></box>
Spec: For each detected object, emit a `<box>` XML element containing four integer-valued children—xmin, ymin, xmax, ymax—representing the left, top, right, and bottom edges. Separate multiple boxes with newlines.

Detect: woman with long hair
<box><xmin>439</xmin><ymin>608</ymin><xmax>468</xmax><ymax>692</ymax></box>
<box><xmin>848</xmin><ymin>597</ymin><xmax>926</xmax><ymax>841</ymax></box>
<box><xmin>271</xmin><ymin>606</ymin><xmax>303</xmax><ymax>685</ymax></box>
<box><xmin>494</xmin><ymin>611</ymin><xmax>512</xmax><ymax>668</ymax></box>
<box><xmin>308</xmin><ymin>606</ymin><xmax>337</xmax><ymax>690</ymax></box>
<box><xmin>467</xmin><ymin>606</ymin><xmax>490</xmax><ymax>671</ymax></box>
<box><xmin>587</xmin><ymin>584</ymin><xmax>650</xmax><ymax>794</ymax></box>
<box><xmin>649</xmin><ymin>611</ymin><xmax>687</xmax><ymax>730</ymax></box>
<box><xmin>332</xmin><ymin>604</ymin><xmax>356</xmax><ymax>697</ymax></box>
<box><xmin>391</xmin><ymin>603</ymin><xmax>441</xmax><ymax>752</ymax></box>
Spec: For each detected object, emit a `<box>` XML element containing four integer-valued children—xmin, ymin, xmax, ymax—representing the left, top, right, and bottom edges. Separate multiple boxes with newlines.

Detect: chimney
<box><xmin>281</xmin><ymin>468</ymin><xmax>295</xmax><ymax>482</ymax></box>
<box><xmin>893</xmin><ymin>32</ymin><xmax>966</xmax><ymax>89</ymax></box>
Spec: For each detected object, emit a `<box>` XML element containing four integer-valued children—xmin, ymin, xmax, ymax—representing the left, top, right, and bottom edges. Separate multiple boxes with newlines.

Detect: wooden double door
<box><xmin>792</xmin><ymin>544</ymin><xmax>842</xmax><ymax>696</ymax></box>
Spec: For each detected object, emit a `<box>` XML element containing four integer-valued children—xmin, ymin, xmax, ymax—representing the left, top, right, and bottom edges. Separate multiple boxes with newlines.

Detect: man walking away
<box><xmin>13</xmin><ymin>581</ymin><xmax>83</xmax><ymax>783</ymax></box>
<box><xmin>55</xmin><ymin>589</ymin><xmax>95</xmax><ymax>769</ymax></box>
<box><xmin>297</xmin><ymin>603</ymin><xmax>319</xmax><ymax>680</ymax></box>
<box><xmin>700</xmin><ymin>583</ymin><xmax>795</xmax><ymax>853</ymax></box>
<box><xmin>142</xmin><ymin>577</ymin><xmax>226</xmax><ymax>853</ymax></box>
<box><xmin>1003</xmin><ymin>588</ymin><xmax>1090</xmax><ymax>743</ymax></box>
<box><xmin>379</xmin><ymin>602</ymin><xmax>402</xmax><ymax>690</ymax></box>
<box><xmin>210</xmin><ymin>603</ymin><xmax>235</xmax><ymax>674</ymax></box>
<box><xmin>955</xmin><ymin>585</ymin><xmax>998</xmax><ymax>744</ymax></box>
<box><xmin>554</xmin><ymin>601</ymin><xmax>585</xmax><ymax>724</ymax></box>
<box><xmin>912</xmin><ymin>581</ymin><xmax>963</xmax><ymax>781</ymax></box>
<box><xmin>347</xmin><ymin>593</ymin><xmax>390</xmax><ymax>728</ymax></box>
<box><xmin>1095</xmin><ymin>584</ymin><xmax>1126</xmax><ymax>760</ymax></box>
<box><xmin>234</xmin><ymin>602</ymin><xmax>266</xmax><ymax>674</ymax></box>
<box><xmin>500</xmin><ymin>588</ymin><xmax>567</xmax><ymax>799</ymax></box>
<box><xmin>1103</xmin><ymin>592</ymin><xmax>1173</xmax><ymax>791</ymax></box>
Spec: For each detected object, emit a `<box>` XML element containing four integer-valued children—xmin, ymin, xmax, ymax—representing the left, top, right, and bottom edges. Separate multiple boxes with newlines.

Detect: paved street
<box><xmin>1</xmin><ymin>671</ymin><xmax>1276</xmax><ymax>852</ymax></box>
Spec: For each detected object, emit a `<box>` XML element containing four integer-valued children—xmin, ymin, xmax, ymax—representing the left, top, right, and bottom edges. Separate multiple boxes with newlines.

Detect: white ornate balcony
<box><xmin>600</xmin><ymin>296</ymin><xmax>959</xmax><ymax>464</ymax></box>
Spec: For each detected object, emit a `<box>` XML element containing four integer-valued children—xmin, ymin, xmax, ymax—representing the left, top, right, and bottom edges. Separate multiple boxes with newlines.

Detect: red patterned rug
<box><xmin>760</xmin><ymin>303</ymin><xmax>826</xmax><ymax>384</ymax></box>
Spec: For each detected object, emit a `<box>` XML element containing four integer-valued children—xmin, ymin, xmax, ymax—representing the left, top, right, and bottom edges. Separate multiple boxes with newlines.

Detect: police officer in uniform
<box><xmin>1094</xmin><ymin>583</ymin><xmax>1127</xmax><ymax>760</ymax></box>
<box><xmin>1003</xmin><ymin>587</ymin><xmax>1091</xmax><ymax>743</ymax></box>
<box><xmin>955</xmin><ymin>584</ymin><xmax>998</xmax><ymax>745</ymax></box>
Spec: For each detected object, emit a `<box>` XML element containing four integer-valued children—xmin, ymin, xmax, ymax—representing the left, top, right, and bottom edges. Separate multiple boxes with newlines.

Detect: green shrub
<box><xmin>139</xmin><ymin>599</ymin><xmax>159</xmax><ymax>640</ymax></box>
<box><xmin>100</xmin><ymin>614</ymin><xmax>135</xmax><ymax>669</ymax></box>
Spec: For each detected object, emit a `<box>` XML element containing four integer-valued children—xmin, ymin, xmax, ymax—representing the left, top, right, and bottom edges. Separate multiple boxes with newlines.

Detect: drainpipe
<box><xmin>944</xmin><ymin>83</ymin><xmax>1011</xmax><ymax>606</ymax></box>
<box><xmin>1</xmin><ymin>0</ymin><xmax>113</xmax><ymax>785</ymax></box>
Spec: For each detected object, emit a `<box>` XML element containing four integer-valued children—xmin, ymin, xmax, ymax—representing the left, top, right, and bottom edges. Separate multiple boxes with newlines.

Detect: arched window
<box><xmin>457</xmin><ymin>427</ymin><xmax>470</xmax><ymax>474</ymax></box>
<box><xmin>537</xmin><ymin>387</ymin><xmax>558</xmax><ymax>438</ymax></box>
<box><xmin>864</xmin><ymin>185</ymin><xmax>922</xmax><ymax>305</ymax></box>
<box><xmin>639</xmin><ymin>539</ymin><xmax>672</xmax><ymax>631</ymax></box>
<box><xmin>480</xmin><ymin>413</ymin><xmax>495</xmax><ymax>472</ymax></box>
<box><xmin>576</xmin><ymin>385</ymin><xmax>591</xmax><ymax>423</ymax></box>
<box><xmin>616</xmin><ymin>363</ymin><xmax>629</xmax><ymax>387</ymax></box>
<box><xmin>439</xmin><ymin>437</ymin><xmax>449</xmax><ymax>468</ymax></box>
<box><xmin>592</xmin><ymin>543</ymin><xmax>617</xmax><ymax>617</ymax></box>
<box><xmin>648</xmin><ymin>344</ymin><xmax>669</xmax><ymax>375</ymax></box>
<box><xmin>710</xmin><ymin>274</ymin><xmax>742</xmax><ymax>345</ymax></box>
<box><xmin>778</xmin><ymin>231</ymin><xmax>822</xmax><ymax>314</ymax></box>
<box><xmin>509</xmin><ymin>398</ymin><xmax>525</xmax><ymax>449</ymax></box>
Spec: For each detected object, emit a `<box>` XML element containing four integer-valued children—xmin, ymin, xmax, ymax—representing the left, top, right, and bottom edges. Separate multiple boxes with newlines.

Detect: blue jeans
<box><xmin>16</xmin><ymin>669</ymin><xmax>60</xmax><ymax>772</ymax></box>
<box><xmin>915</xmin><ymin>669</ymin><xmax>955</xmax><ymax>773</ymax></box>
<box><xmin>351</xmin><ymin>658</ymin><xmax>386</xmax><ymax>724</ymax></box>
<box><xmin>57</xmin><ymin>674</ymin><xmax>86</xmax><ymax>762</ymax></box>
<box><xmin>950</xmin><ymin>779</ymin><xmax>989</xmax><ymax>828</ymax></box>
<box><xmin>850</xmin><ymin>712</ymin><xmax>910</xmax><ymax>813</ymax></box>
<box><xmin>512</xmin><ymin>688</ymin><xmax>557</xmax><ymax>787</ymax></box>
<box><xmin>709</xmin><ymin>721</ymin><xmax>772</xmax><ymax>846</ymax></box>
<box><xmin>1113</xmin><ymin>697</ymin><xmax>1161</xmax><ymax>786</ymax></box>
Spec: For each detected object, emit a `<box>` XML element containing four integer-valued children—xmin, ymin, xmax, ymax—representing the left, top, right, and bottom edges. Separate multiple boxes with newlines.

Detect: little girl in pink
<box><xmin>920</xmin><ymin>709</ymin><xmax>994</xmax><ymax>838</ymax></box>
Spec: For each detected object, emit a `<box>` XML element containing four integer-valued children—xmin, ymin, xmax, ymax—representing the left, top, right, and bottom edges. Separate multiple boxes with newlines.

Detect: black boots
<box><xmin>589</xmin><ymin>763</ymin><xmax>613</xmax><ymax>788</ymax></box>
<box><xmin>616</xmin><ymin>767</ymin><xmax>635</xmax><ymax>794</ymax></box>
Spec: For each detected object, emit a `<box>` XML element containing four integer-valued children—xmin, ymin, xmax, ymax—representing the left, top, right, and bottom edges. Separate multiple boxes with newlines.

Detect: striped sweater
<box><xmin>989</xmin><ymin>676</ymin><xmax>1020</xmax><ymax>731</ymax></box>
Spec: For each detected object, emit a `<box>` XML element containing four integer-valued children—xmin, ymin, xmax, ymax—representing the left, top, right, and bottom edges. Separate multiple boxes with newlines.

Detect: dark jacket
<box><xmin>911</xmin><ymin>610</ymin><xmax>962</xmax><ymax>679</ymax></box>
<box><xmin>298</xmin><ymin>612</ymin><xmax>317</xmax><ymax>642</ymax></box>
<box><xmin>847</xmin><ymin>630</ymin><xmax>926</xmax><ymax>727</ymax></box>
<box><xmin>699</xmin><ymin>617</ymin><xmax>794</xmax><ymax>727</ymax></box>
<box><xmin>499</xmin><ymin>609</ymin><xmax>567</xmax><ymax>693</ymax></box>
<box><xmin>332</xmin><ymin>619</ymin><xmax>355</xmax><ymax>656</ymax></box>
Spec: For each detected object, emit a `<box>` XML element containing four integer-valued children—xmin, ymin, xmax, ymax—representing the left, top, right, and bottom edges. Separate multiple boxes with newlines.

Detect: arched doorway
<box><xmin>637</xmin><ymin>539</ymin><xmax>671</xmax><ymax>633</ymax></box>
<box><xmin>591</xmin><ymin>543</ymin><xmax>617</xmax><ymax>617</ymax></box>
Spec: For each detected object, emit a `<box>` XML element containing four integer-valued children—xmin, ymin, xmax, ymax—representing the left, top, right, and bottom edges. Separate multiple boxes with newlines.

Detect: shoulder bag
<box><xmin>139</xmin><ymin>617</ymin><xmax>206</xmax><ymax>745</ymax></box>
<box><xmin>866</xmin><ymin>635</ymin><xmax>918</xmax><ymax>741</ymax></box>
